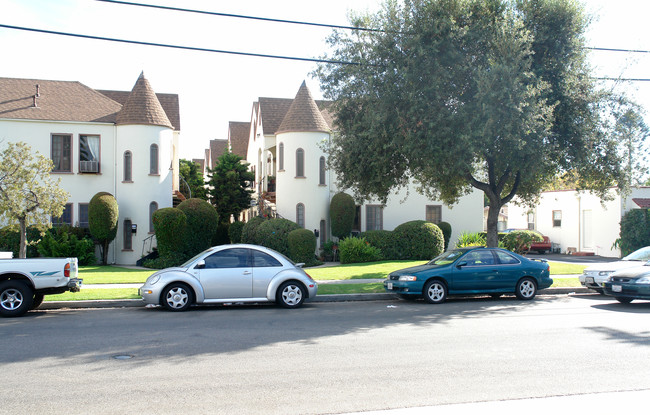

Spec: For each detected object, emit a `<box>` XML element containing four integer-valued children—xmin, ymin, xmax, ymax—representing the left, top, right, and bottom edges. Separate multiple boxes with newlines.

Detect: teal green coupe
<box><xmin>384</xmin><ymin>247</ymin><xmax>552</xmax><ymax>304</ymax></box>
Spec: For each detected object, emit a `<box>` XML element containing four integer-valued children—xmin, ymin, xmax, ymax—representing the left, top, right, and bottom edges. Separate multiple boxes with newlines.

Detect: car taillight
<box><xmin>64</xmin><ymin>263</ymin><xmax>70</xmax><ymax>278</ymax></box>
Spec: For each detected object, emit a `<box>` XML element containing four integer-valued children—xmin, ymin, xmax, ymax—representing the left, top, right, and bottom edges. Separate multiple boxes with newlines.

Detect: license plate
<box><xmin>612</xmin><ymin>285</ymin><xmax>622</xmax><ymax>293</ymax></box>
<box><xmin>387</xmin><ymin>282</ymin><xmax>393</xmax><ymax>290</ymax></box>
<box><xmin>585</xmin><ymin>277</ymin><xmax>594</xmax><ymax>284</ymax></box>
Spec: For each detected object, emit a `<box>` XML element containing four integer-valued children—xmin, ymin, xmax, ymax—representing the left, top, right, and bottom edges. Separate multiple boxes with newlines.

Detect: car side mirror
<box><xmin>456</xmin><ymin>261</ymin><xmax>467</xmax><ymax>268</ymax></box>
<box><xmin>196</xmin><ymin>260</ymin><xmax>206</xmax><ymax>269</ymax></box>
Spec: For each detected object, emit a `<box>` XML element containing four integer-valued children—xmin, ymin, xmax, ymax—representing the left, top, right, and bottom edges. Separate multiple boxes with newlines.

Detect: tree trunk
<box><xmin>485</xmin><ymin>202</ymin><xmax>502</xmax><ymax>248</ymax></box>
<box><xmin>19</xmin><ymin>216</ymin><xmax>27</xmax><ymax>258</ymax></box>
<box><xmin>101</xmin><ymin>240</ymin><xmax>109</xmax><ymax>265</ymax></box>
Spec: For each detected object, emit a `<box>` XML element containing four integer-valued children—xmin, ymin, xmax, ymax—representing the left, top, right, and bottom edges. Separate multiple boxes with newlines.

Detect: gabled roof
<box><xmin>116</xmin><ymin>72</ymin><xmax>173</xmax><ymax>129</ymax></box>
<box><xmin>99</xmin><ymin>90</ymin><xmax>180</xmax><ymax>131</ymax></box>
<box><xmin>633</xmin><ymin>198</ymin><xmax>650</xmax><ymax>208</ymax></box>
<box><xmin>228</xmin><ymin>121</ymin><xmax>250</xmax><ymax>158</ymax></box>
<box><xmin>210</xmin><ymin>139</ymin><xmax>229</xmax><ymax>166</ymax></box>
<box><xmin>0</xmin><ymin>77</ymin><xmax>122</xmax><ymax>123</ymax></box>
<box><xmin>276</xmin><ymin>81</ymin><xmax>330</xmax><ymax>134</ymax></box>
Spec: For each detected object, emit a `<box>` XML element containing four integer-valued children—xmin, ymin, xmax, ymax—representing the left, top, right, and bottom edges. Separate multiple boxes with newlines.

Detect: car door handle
<box><xmin>243</xmin><ymin>271</ymin><xmax>251</xmax><ymax>275</ymax></box>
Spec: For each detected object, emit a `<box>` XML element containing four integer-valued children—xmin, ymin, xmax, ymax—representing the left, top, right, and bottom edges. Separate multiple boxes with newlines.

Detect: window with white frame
<box><xmin>553</xmin><ymin>210</ymin><xmax>562</xmax><ymax>227</ymax></box>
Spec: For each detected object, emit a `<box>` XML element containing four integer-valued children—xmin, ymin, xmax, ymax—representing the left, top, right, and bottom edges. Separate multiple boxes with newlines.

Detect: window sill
<box><xmin>295</xmin><ymin>176</ymin><xmax>306</xmax><ymax>179</ymax></box>
<box><xmin>121</xmin><ymin>249</ymin><xmax>134</xmax><ymax>252</ymax></box>
<box><xmin>149</xmin><ymin>173</ymin><xmax>160</xmax><ymax>177</ymax></box>
<box><xmin>78</xmin><ymin>172</ymin><xmax>102</xmax><ymax>175</ymax></box>
<box><xmin>51</xmin><ymin>171</ymin><xmax>73</xmax><ymax>174</ymax></box>
<box><xmin>122</xmin><ymin>180</ymin><xmax>134</xmax><ymax>184</ymax></box>
<box><xmin>318</xmin><ymin>184</ymin><xmax>327</xmax><ymax>187</ymax></box>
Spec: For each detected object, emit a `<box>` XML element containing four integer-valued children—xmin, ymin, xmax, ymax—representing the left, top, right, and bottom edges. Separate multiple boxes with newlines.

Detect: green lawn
<box><xmin>546</xmin><ymin>261</ymin><xmax>586</xmax><ymax>275</ymax></box>
<box><xmin>79</xmin><ymin>266</ymin><xmax>155</xmax><ymax>284</ymax></box>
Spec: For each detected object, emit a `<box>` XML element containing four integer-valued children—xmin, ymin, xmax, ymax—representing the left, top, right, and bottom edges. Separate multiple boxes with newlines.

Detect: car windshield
<box><xmin>180</xmin><ymin>248</ymin><xmax>213</xmax><ymax>268</ymax></box>
<box><xmin>623</xmin><ymin>246</ymin><xmax>650</xmax><ymax>261</ymax></box>
<box><xmin>427</xmin><ymin>250</ymin><xmax>466</xmax><ymax>266</ymax></box>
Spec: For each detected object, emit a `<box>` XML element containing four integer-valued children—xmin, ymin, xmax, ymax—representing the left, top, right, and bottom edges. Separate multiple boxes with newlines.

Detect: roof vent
<box><xmin>32</xmin><ymin>84</ymin><xmax>40</xmax><ymax>108</ymax></box>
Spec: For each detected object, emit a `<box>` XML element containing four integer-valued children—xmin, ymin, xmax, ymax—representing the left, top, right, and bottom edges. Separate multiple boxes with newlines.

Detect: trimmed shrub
<box><xmin>37</xmin><ymin>229</ymin><xmax>96</xmax><ymax>265</ymax></box>
<box><xmin>361</xmin><ymin>230</ymin><xmax>399</xmax><ymax>260</ymax></box>
<box><xmin>338</xmin><ymin>237</ymin><xmax>382</xmax><ymax>264</ymax></box>
<box><xmin>619</xmin><ymin>209</ymin><xmax>650</xmax><ymax>256</ymax></box>
<box><xmin>255</xmin><ymin>218</ymin><xmax>300</xmax><ymax>257</ymax></box>
<box><xmin>228</xmin><ymin>221</ymin><xmax>245</xmax><ymax>244</ymax></box>
<box><xmin>212</xmin><ymin>222</ymin><xmax>230</xmax><ymax>246</ymax></box>
<box><xmin>288</xmin><ymin>229</ymin><xmax>317</xmax><ymax>264</ymax></box>
<box><xmin>393</xmin><ymin>220</ymin><xmax>444</xmax><ymax>260</ymax></box>
<box><xmin>177</xmin><ymin>198</ymin><xmax>219</xmax><ymax>256</ymax></box>
<box><xmin>438</xmin><ymin>221</ymin><xmax>452</xmax><ymax>250</ymax></box>
<box><xmin>501</xmin><ymin>230</ymin><xmax>542</xmax><ymax>254</ymax></box>
<box><xmin>330</xmin><ymin>193</ymin><xmax>356</xmax><ymax>239</ymax></box>
<box><xmin>88</xmin><ymin>192</ymin><xmax>119</xmax><ymax>265</ymax></box>
<box><xmin>152</xmin><ymin>208</ymin><xmax>187</xmax><ymax>263</ymax></box>
<box><xmin>319</xmin><ymin>240</ymin><xmax>337</xmax><ymax>261</ymax></box>
<box><xmin>241</xmin><ymin>216</ymin><xmax>267</xmax><ymax>244</ymax></box>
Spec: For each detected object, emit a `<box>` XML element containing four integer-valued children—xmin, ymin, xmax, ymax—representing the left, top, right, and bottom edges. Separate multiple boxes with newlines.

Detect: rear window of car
<box><xmin>495</xmin><ymin>250</ymin><xmax>520</xmax><ymax>265</ymax></box>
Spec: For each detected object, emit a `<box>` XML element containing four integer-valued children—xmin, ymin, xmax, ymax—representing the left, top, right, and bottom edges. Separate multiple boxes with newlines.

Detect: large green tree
<box><xmin>316</xmin><ymin>0</ymin><xmax>634</xmax><ymax>247</ymax></box>
<box><xmin>0</xmin><ymin>142</ymin><xmax>69</xmax><ymax>258</ymax></box>
<box><xmin>179</xmin><ymin>158</ymin><xmax>208</xmax><ymax>200</ymax></box>
<box><xmin>206</xmin><ymin>151</ymin><xmax>254</xmax><ymax>222</ymax></box>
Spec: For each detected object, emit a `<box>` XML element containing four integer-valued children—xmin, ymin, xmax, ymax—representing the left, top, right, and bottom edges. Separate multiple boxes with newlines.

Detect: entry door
<box><xmin>582</xmin><ymin>210</ymin><xmax>593</xmax><ymax>250</ymax></box>
<box><xmin>199</xmin><ymin>248</ymin><xmax>253</xmax><ymax>299</ymax></box>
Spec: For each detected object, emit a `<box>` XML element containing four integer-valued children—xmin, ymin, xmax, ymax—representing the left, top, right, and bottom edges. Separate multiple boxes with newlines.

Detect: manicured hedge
<box><xmin>255</xmin><ymin>218</ymin><xmax>300</xmax><ymax>257</ymax></box>
<box><xmin>177</xmin><ymin>198</ymin><xmax>219</xmax><ymax>256</ymax></box>
<box><xmin>330</xmin><ymin>193</ymin><xmax>356</xmax><ymax>239</ymax></box>
<box><xmin>241</xmin><ymin>216</ymin><xmax>266</xmax><ymax>244</ymax></box>
<box><xmin>339</xmin><ymin>237</ymin><xmax>382</xmax><ymax>264</ymax></box>
<box><xmin>228</xmin><ymin>221</ymin><xmax>245</xmax><ymax>244</ymax></box>
<box><xmin>152</xmin><ymin>207</ymin><xmax>187</xmax><ymax>262</ymax></box>
<box><xmin>288</xmin><ymin>229</ymin><xmax>317</xmax><ymax>264</ymax></box>
<box><xmin>438</xmin><ymin>221</ymin><xmax>452</xmax><ymax>250</ymax></box>
<box><xmin>393</xmin><ymin>220</ymin><xmax>444</xmax><ymax>260</ymax></box>
<box><xmin>361</xmin><ymin>230</ymin><xmax>398</xmax><ymax>260</ymax></box>
<box><xmin>619</xmin><ymin>209</ymin><xmax>650</xmax><ymax>256</ymax></box>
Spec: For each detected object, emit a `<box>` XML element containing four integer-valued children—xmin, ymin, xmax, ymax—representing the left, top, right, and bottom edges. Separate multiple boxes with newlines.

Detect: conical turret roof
<box><xmin>116</xmin><ymin>72</ymin><xmax>173</xmax><ymax>128</ymax></box>
<box><xmin>276</xmin><ymin>81</ymin><xmax>330</xmax><ymax>134</ymax></box>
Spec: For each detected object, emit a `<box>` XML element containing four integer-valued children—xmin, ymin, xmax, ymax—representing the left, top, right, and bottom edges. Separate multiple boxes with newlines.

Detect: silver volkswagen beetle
<box><xmin>139</xmin><ymin>244</ymin><xmax>318</xmax><ymax>311</ymax></box>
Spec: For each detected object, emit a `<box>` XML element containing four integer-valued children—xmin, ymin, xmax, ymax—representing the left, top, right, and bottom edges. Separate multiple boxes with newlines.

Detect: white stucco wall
<box><xmin>0</xmin><ymin>118</ymin><xmax>174</xmax><ymax>264</ymax></box>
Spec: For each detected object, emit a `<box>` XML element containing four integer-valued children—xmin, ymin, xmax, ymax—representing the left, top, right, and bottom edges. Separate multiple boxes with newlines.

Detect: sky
<box><xmin>1</xmin><ymin>0</ymin><xmax>649</xmax><ymax>161</ymax></box>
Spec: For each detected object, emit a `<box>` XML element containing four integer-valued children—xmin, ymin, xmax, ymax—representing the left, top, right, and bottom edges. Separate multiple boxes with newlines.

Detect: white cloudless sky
<box><xmin>1</xmin><ymin>0</ymin><xmax>648</xmax><ymax>160</ymax></box>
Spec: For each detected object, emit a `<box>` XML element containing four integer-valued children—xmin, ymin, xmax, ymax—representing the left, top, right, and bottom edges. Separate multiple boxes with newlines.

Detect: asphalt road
<box><xmin>1</xmin><ymin>294</ymin><xmax>649</xmax><ymax>414</ymax></box>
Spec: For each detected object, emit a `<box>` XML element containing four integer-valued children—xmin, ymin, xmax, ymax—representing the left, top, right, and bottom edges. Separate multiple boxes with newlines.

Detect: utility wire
<box><xmin>96</xmin><ymin>0</ymin><xmax>385</xmax><ymax>33</ymax></box>
<box><xmin>586</xmin><ymin>47</ymin><xmax>650</xmax><ymax>54</ymax></box>
<box><xmin>0</xmin><ymin>23</ymin><xmax>361</xmax><ymax>65</ymax></box>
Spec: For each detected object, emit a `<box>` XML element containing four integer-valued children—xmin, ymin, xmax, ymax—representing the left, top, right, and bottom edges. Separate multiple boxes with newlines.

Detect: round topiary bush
<box><xmin>437</xmin><ymin>221</ymin><xmax>452</xmax><ymax>250</ymax></box>
<box><xmin>288</xmin><ymin>228</ymin><xmax>316</xmax><ymax>264</ymax></box>
<box><xmin>255</xmin><ymin>218</ymin><xmax>300</xmax><ymax>257</ymax></box>
<box><xmin>177</xmin><ymin>198</ymin><xmax>219</xmax><ymax>256</ymax></box>
<box><xmin>88</xmin><ymin>192</ymin><xmax>119</xmax><ymax>265</ymax></box>
<box><xmin>330</xmin><ymin>193</ymin><xmax>356</xmax><ymax>239</ymax></box>
<box><xmin>393</xmin><ymin>220</ymin><xmax>444</xmax><ymax>260</ymax></box>
<box><xmin>361</xmin><ymin>230</ymin><xmax>398</xmax><ymax>260</ymax></box>
<box><xmin>241</xmin><ymin>216</ymin><xmax>267</xmax><ymax>244</ymax></box>
<box><xmin>152</xmin><ymin>207</ymin><xmax>187</xmax><ymax>261</ymax></box>
<box><xmin>228</xmin><ymin>221</ymin><xmax>245</xmax><ymax>244</ymax></box>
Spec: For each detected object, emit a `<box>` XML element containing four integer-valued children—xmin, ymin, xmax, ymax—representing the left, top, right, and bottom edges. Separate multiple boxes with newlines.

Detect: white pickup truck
<box><xmin>0</xmin><ymin>257</ymin><xmax>82</xmax><ymax>317</ymax></box>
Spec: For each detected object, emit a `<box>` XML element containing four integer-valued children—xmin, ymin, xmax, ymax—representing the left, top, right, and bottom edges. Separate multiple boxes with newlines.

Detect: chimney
<box><xmin>32</xmin><ymin>84</ymin><xmax>40</xmax><ymax>108</ymax></box>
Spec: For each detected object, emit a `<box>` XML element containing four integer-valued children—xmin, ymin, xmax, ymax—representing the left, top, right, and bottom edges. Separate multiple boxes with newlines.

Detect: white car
<box><xmin>580</xmin><ymin>246</ymin><xmax>650</xmax><ymax>293</ymax></box>
<box><xmin>139</xmin><ymin>244</ymin><xmax>318</xmax><ymax>311</ymax></box>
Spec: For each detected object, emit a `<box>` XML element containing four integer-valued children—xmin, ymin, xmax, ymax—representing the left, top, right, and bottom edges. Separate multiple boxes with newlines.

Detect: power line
<box><xmin>586</xmin><ymin>47</ymin><xmax>650</xmax><ymax>54</ymax></box>
<box><xmin>595</xmin><ymin>77</ymin><xmax>650</xmax><ymax>82</ymax></box>
<box><xmin>96</xmin><ymin>0</ymin><xmax>385</xmax><ymax>33</ymax></box>
<box><xmin>0</xmin><ymin>23</ymin><xmax>361</xmax><ymax>65</ymax></box>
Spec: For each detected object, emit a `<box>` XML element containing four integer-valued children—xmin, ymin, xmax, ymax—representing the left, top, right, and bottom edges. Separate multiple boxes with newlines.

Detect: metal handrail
<box><xmin>141</xmin><ymin>233</ymin><xmax>157</xmax><ymax>257</ymax></box>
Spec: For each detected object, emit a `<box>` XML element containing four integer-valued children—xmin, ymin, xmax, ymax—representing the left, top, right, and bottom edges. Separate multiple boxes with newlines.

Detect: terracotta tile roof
<box><xmin>276</xmin><ymin>81</ymin><xmax>330</xmax><ymax>134</ymax></box>
<box><xmin>210</xmin><ymin>139</ymin><xmax>229</xmax><ymax>166</ymax></box>
<box><xmin>0</xmin><ymin>77</ymin><xmax>122</xmax><ymax>123</ymax></box>
<box><xmin>228</xmin><ymin>121</ymin><xmax>250</xmax><ymax>158</ymax></box>
<box><xmin>116</xmin><ymin>72</ymin><xmax>173</xmax><ymax>129</ymax></box>
<box><xmin>633</xmin><ymin>198</ymin><xmax>650</xmax><ymax>208</ymax></box>
<box><xmin>99</xmin><ymin>90</ymin><xmax>180</xmax><ymax>131</ymax></box>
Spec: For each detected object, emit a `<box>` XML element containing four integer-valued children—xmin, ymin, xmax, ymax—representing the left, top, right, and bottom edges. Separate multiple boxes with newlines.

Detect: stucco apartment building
<box><xmin>213</xmin><ymin>81</ymin><xmax>483</xmax><ymax>248</ymax></box>
<box><xmin>0</xmin><ymin>73</ymin><xmax>180</xmax><ymax>264</ymax></box>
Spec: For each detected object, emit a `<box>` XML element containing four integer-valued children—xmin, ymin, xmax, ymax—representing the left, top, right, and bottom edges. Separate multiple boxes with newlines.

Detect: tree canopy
<box><xmin>316</xmin><ymin>0</ymin><xmax>636</xmax><ymax>247</ymax></box>
<box><xmin>0</xmin><ymin>142</ymin><xmax>69</xmax><ymax>258</ymax></box>
<box><xmin>88</xmin><ymin>192</ymin><xmax>119</xmax><ymax>265</ymax></box>
<box><xmin>179</xmin><ymin>158</ymin><xmax>208</xmax><ymax>200</ymax></box>
<box><xmin>206</xmin><ymin>151</ymin><xmax>254</xmax><ymax>222</ymax></box>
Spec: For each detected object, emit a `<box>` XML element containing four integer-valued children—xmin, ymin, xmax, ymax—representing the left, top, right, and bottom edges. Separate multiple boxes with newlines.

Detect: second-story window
<box><xmin>79</xmin><ymin>134</ymin><xmax>100</xmax><ymax>173</ymax></box>
<box><xmin>296</xmin><ymin>148</ymin><xmax>305</xmax><ymax>178</ymax></box>
<box><xmin>51</xmin><ymin>134</ymin><xmax>72</xmax><ymax>172</ymax></box>
<box><xmin>150</xmin><ymin>144</ymin><xmax>159</xmax><ymax>175</ymax></box>
<box><xmin>319</xmin><ymin>156</ymin><xmax>326</xmax><ymax>185</ymax></box>
<box><xmin>278</xmin><ymin>142</ymin><xmax>284</xmax><ymax>171</ymax></box>
<box><xmin>124</xmin><ymin>151</ymin><xmax>133</xmax><ymax>182</ymax></box>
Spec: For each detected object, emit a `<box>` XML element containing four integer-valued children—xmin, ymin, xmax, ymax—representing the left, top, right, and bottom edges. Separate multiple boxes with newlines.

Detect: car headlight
<box><xmin>147</xmin><ymin>274</ymin><xmax>161</xmax><ymax>285</ymax></box>
<box><xmin>637</xmin><ymin>276</ymin><xmax>650</xmax><ymax>284</ymax></box>
<box><xmin>398</xmin><ymin>275</ymin><xmax>417</xmax><ymax>281</ymax></box>
<box><xmin>598</xmin><ymin>271</ymin><xmax>613</xmax><ymax>276</ymax></box>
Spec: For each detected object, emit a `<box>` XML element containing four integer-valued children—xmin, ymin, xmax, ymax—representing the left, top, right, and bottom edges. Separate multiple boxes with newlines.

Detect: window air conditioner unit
<box><xmin>80</xmin><ymin>160</ymin><xmax>99</xmax><ymax>173</ymax></box>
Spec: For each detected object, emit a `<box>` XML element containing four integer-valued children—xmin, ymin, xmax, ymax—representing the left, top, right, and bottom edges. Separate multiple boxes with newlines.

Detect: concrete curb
<box><xmin>39</xmin><ymin>287</ymin><xmax>593</xmax><ymax>310</ymax></box>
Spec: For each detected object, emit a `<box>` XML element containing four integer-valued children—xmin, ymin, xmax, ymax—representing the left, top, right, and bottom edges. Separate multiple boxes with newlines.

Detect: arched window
<box><xmin>296</xmin><ymin>148</ymin><xmax>305</xmax><ymax>177</ymax></box>
<box><xmin>319</xmin><ymin>156</ymin><xmax>326</xmax><ymax>185</ymax></box>
<box><xmin>123</xmin><ymin>219</ymin><xmax>133</xmax><ymax>251</ymax></box>
<box><xmin>278</xmin><ymin>142</ymin><xmax>284</xmax><ymax>171</ymax></box>
<box><xmin>150</xmin><ymin>144</ymin><xmax>159</xmax><ymax>174</ymax></box>
<box><xmin>123</xmin><ymin>151</ymin><xmax>132</xmax><ymax>182</ymax></box>
<box><xmin>149</xmin><ymin>202</ymin><xmax>158</xmax><ymax>233</ymax></box>
<box><xmin>296</xmin><ymin>203</ymin><xmax>305</xmax><ymax>228</ymax></box>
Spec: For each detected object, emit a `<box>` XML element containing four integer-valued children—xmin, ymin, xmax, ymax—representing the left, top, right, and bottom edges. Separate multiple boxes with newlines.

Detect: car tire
<box><xmin>276</xmin><ymin>281</ymin><xmax>306</xmax><ymax>309</ymax></box>
<box><xmin>515</xmin><ymin>278</ymin><xmax>537</xmax><ymax>300</ymax></box>
<box><xmin>161</xmin><ymin>283</ymin><xmax>193</xmax><ymax>312</ymax></box>
<box><xmin>615</xmin><ymin>297</ymin><xmax>633</xmax><ymax>304</ymax></box>
<box><xmin>32</xmin><ymin>294</ymin><xmax>45</xmax><ymax>310</ymax></box>
<box><xmin>0</xmin><ymin>280</ymin><xmax>34</xmax><ymax>317</ymax></box>
<box><xmin>423</xmin><ymin>280</ymin><xmax>447</xmax><ymax>304</ymax></box>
